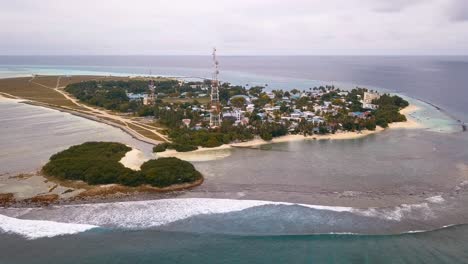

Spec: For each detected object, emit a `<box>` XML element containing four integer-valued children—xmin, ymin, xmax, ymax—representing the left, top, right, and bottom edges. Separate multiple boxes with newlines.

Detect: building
<box><xmin>363</xmin><ymin>92</ymin><xmax>380</xmax><ymax>104</ymax></box>
<box><xmin>362</xmin><ymin>103</ymin><xmax>378</xmax><ymax>110</ymax></box>
<box><xmin>223</xmin><ymin>110</ymin><xmax>242</xmax><ymax>122</ymax></box>
<box><xmin>182</xmin><ymin>119</ymin><xmax>191</xmax><ymax>127</ymax></box>
<box><xmin>126</xmin><ymin>92</ymin><xmax>147</xmax><ymax>102</ymax></box>
<box><xmin>246</xmin><ymin>104</ymin><xmax>255</xmax><ymax>113</ymax></box>
<box><xmin>266</xmin><ymin>92</ymin><xmax>275</xmax><ymax>99</ymax></box>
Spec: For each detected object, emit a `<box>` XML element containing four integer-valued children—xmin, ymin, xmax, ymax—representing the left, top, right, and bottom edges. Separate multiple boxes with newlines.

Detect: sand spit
<box><xmin>156</xmin><ymin>145</ymin><xmax>232</xmax><ymax>162</ymax></box>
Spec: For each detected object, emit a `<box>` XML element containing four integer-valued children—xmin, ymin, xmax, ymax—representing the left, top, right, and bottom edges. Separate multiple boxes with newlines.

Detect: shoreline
<box><xmin>0</xmin><ymin>95</ymin><xmax>164</xmax><ymax>145</ymax></box>
<box><xmin>0</xmin><ymin>76</ymin><xmax>448</xmax><ymax>157</ymax></box>
<box><xmin>0</xmin><ymin>75</ymin><xmax>458</xmax><ymax>209</ymax></box>
<box><xmin>156</xmin><ymin>103</ymin><xmax>424</xmax><ymax>161</ymax></box>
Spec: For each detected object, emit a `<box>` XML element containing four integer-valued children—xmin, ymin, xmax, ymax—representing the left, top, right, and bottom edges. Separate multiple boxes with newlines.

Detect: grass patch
<box><xmin>0</xmin><ymin>77</ymin><xmax>78</xmax><ymax>107</ymax></box>
<box><xmin>127</xmin><ymin>123</ymin><xmax>165</xmax><ymax>141</ymax></box>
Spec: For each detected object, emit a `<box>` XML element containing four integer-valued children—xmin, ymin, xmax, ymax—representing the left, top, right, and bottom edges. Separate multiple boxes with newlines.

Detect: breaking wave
<box><xmin>0</xmin><ymin>214</ymin><xmax>97</xmax><ymax>240</ymax></box>
<box><xmin>0</xmin><ymin>197</ymin><xmax>449</xmax><ymax>239</ymax></box>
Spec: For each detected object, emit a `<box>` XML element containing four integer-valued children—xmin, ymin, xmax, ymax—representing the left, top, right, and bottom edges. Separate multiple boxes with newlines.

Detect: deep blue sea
<box><xmin>1</xmin><ymin>56</ymin><xmax>468</xmax><ymax>263</ymax></box>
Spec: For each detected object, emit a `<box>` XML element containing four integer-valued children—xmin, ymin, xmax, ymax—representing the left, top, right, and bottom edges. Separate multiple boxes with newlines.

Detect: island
<box><xmin>0</xmin><ymin>75</ymin><xmax>414</xmax><ymax>204</ymax></box>
<box><xmin>63</xmin><ymin>78</ymin><xmax>410</xmax><ymax>152</ymax></box>
<box><xmin>42</xmin><ymin>141</ymin><xmax>203</xmax><ymax>190</ymax></box>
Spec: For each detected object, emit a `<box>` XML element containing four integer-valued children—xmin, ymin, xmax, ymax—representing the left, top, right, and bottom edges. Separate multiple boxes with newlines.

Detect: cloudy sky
<box><xmin>1</xmin><ymin>0</ymin><xmax>467</xmax><ymax>55</ymax></box>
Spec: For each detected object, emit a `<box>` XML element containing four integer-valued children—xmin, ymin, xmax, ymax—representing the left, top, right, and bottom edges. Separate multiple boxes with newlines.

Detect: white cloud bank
<box><xmin>0</xmin><ymin>0</ymin><xmax>467</xmax><ymax>55</ymax></box>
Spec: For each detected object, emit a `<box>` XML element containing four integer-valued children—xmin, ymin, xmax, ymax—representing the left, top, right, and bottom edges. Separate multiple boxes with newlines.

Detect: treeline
<box><xmin>169</xmin><ymin>121</ymin><xmax>255</xmax><ymax>149</ymax></box>
<box><xmin>65</xmin><ymin>81</ymin><xmax>130</xmax><ymax>111</ymax></box>
<box><xmin>64</xmin><ymin>79</ymin><xmax>179</xmax><ymax>112</ymax></box>
<box><xmin>320</xmin><ymin>91</ymin><xmax>409</xmax><ymax>131</ymax></box>
<box><xmin>372</xmin><ymin>94</ymin><xmax>408</xmax><ymax>127</ymax></box>
<box><xmin>42</xmin><ymin>142</ymin><xmax>202</xmax><ymax>188</ymax></box>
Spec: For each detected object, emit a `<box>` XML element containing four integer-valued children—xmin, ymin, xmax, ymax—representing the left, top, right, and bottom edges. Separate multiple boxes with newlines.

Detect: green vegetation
<box><xmin>63</xmin><ymin>79</ymin><xmax>410</xmax><ymax>153</ymax></box>
<box><xmin>168</xmin><ymin>121</ymin><xmax>256</xmax><ymax>148</ymax></box>
<box><xmin>153</xmin><ymin>142</ymin><xmax>198</xmax><ymax>153</ymax></box>
<box><xmin>319</xmin><ymin>88</ymin><xmax>409</xmax><ymax>132</ymax></box>
<box><xmin>139</xmin><ymin>158</ymin><xmax>201</xmax><ymax>187</ymax></box>
<box><xmin>42</xmin><ymin>142</ymin><xmax>202</xmax><ymax>188</ymax></box>
<box><xmin>65</xmin><ymin>79</ymin><xmax>203</xmax><ymax>112</ymax></box>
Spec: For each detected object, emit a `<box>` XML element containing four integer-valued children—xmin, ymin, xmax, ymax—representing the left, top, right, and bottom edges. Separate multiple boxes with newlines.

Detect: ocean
<box><xmin>1</xmin><ymin>56</ymin><xmax>468</xmax><ymax>263</ymax></box>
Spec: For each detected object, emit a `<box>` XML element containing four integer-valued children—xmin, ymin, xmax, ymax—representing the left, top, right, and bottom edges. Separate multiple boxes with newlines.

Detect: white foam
<box><xmin>1</xmin><ymin>198</ymin><xmax>438</xmax><ymax>235</ymax></box>
<box><xmin>5</xmin><ymin>199</ymin><xmax>354</xmax><ymax>230</ymax></box>
<box><xmin>425</xmin><ymin>195</ymin><xmax>445</xmax><ymax>204</ymax></box>
<box><xmin>354</xmin><ymin>203</ymin><xmax>434</xmax><ymax>221</ymax></box>
<box><xmin>0</xmin><ymin>214</ymin><xmax>97</xmax><ymax>240</ymax></box>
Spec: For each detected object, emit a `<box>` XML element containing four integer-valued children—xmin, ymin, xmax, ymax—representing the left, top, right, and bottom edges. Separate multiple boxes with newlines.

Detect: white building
<box><xmin>127</xmin><ymin>92</ymin><xmax>147</xmax><ymax>103</ymax></box>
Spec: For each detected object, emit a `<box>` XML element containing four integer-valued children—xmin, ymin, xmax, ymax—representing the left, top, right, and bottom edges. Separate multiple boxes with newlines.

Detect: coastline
<box><xmin>0</xmin><ymin>76</ymin><xmax>450</xmax><ymax>208</ymax></box>
<box><xmin>0</xmin><ymin>94</ymin><xmax>164</xmax><ymax>145</ymax></box>
<box><xmin>0</xmin><ymin>95</ymin><xmax>452</xmax><ymax>209</ymax></box>
<box><xmin>0</xmin><ymin>76</ymin><xmax>428</xmax><ymax>157</ymax></box>
<box><xmin>156</xmin><ymin>103</ymin><xmax>424</xmax><ymax>161</ymax></box>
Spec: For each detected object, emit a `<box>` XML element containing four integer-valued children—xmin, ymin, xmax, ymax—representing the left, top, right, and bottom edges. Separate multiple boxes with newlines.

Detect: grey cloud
<box><xmin>0</xmin><ymin>0</ymin><xmax>467</xmax><ymax>55</ymax></box>
<box><xmin>371</xmin><ymin>0</ymin><xmax>427</xmax><ymax>13</ymax></box>
<box><xmin>447</xmin><ymin>0</ymin><xmax>468</xmax><ymax>22</ymax></box>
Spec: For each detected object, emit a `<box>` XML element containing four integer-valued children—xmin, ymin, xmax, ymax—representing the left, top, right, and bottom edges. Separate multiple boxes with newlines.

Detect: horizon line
<box><xmin>1</xmin><ymin>54</ymin><xmax>467</xmax><ymax>57</ymax></box>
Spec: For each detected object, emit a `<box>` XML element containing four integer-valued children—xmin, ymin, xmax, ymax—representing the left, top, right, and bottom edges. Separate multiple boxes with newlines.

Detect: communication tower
<box><xmin>147</xmin><ymin>79</ymin><xmax>156</xmax><ymax>105</ymax></box>
<box><xmin>210</xmin><ymin>48</ymin><xmax>221</xmax><ymax>127</ymax></box>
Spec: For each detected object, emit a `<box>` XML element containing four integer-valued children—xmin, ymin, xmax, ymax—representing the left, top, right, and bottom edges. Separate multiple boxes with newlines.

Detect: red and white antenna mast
<box><xmin>147</xmin><ymin>79</ymin><xmax>156</xmax><ymax>105</ymax></box>
<box><xmin>210</xmin><ymin>48</ymin><xmax>221</xmax><ymax>127</ymax></box>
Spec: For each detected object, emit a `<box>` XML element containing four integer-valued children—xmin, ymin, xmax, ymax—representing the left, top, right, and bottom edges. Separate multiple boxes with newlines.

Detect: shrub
<box><xmin>169</xmin><ymin>144</ymin><xmax>198</xmax><ymax>152</ymax></box>
<box><xmin>140</xmin><ymin>158</ymin><xmax>202</xmax><ymax>187</ymax></box>
<box><xmin>153</xmin><ymin>143</ymin><xmax>169</xmax><ymax>152</ymax></box>
<box><xmin>153</xmin><ymin>143</ymin><xmax>198</xmax><ymax>152</ymax></box>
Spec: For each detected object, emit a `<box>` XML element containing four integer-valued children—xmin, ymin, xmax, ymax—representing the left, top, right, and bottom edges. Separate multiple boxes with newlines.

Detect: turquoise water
<box><xmin>2</xmin><ymin>225</ymin><xmax>468</xmax><ymax>264</ymax></box>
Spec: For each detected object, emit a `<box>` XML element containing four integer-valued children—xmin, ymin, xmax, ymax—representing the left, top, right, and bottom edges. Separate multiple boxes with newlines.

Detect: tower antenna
<box><xmin>209</xmin><ymin>48</ymin><xmax>221</xmax><ymax>127</ymax></box>
<box><xmin>147</xmin><ymin>79</ymin><xmax>156</xmax><ymax>105</ymax></box>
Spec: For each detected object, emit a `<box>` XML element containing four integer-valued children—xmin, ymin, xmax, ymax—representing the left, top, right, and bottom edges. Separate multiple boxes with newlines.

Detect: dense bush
<box><xmin>153</xmin><ymin>142</ymin><xmax>198</xmax><ymax>153</ymax></box>
<box><xmin>42</xmin><ymin>142</ymin><xmax>132</xmax><ymax>182</ymax></box>
<box><xmin>374</xmin><ymin>105</ymin><xmax>407</xmax><ymax>124</ymax></box>
<box><xmin>374</xmin><ymin>94</ymin><xmax>409</xmax><ymax>108</ymax></box>
<box><xmin>168</xmin><ymin>144</ymin><xmax>198</xmax><ymax>152</ymax></box>
<box><xmin>153</xmin><ymin>143</ymin><xmax>170</xmax><ymax>152</ymax></box>
<box><xmin>140</xmin><ymin>158</ymin><xmax>202</xmax><ymax>187</ymax></box>
<box><xmin>42</xmin><ymin>142</ymin><xmax>202</xmax><ymax>188</ymax></box>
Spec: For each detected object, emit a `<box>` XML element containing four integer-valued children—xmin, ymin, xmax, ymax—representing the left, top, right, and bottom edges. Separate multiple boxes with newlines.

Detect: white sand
<box><xmin>231</xmin><ymin>127</ymin><xmax>385</xmax><ymax>148</ymax></box>
<box><xmin>156</xmin><ymin>145</ymin><xmax>232</xmax><ymax>162</ymax></box>
<box><xmin>388</xmin><ymin>104</ymin><xmax>424</xmax><ymax>129</ymax></box>
<box><xmin>119</xmin><ymin>148</ymin><xmax>149</xmax><ymax>171</ymax></box>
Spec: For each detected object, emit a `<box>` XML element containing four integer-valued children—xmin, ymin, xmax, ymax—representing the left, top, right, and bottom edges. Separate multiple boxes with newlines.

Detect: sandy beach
<box><xmin>119</xmin><ymin>148</ymin><xmax>151</xmax><ymax>170</ymax></box>
<box><xmin>388</xmin><ymin>104</ymin><xmax>424</xmax><ymax>129</ymax></box>
<box><xmin>156</xmin><ymin>145</ymin><xmax>232</xmax><ymax>162</ymax></box>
